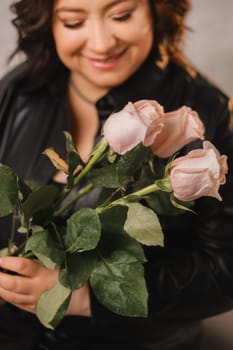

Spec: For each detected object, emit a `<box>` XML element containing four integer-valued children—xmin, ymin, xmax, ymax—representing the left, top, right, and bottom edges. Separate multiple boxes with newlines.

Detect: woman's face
<box><xmin>52</xmin><ymin>0</ymin><xmax>154</xmax><ymax>92</ymax></box>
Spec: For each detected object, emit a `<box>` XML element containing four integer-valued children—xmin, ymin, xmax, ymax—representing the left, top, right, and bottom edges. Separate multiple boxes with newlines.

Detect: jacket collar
<box><xmin>96</xmin><ymin>52</ymin><xmax>169</xmax><ymax>120</ymax></box>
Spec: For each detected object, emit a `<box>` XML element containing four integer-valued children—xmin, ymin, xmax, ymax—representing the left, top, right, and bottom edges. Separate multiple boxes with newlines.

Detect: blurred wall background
<box><xmin>0</xmin><ymin>1</ymin><xmax>233</xmax><ymax>349</ymax></box>
<box><xmin>184</xmin><ymin>0</ymin><xmax>233</xmax><ymax>97</ymax></box>
<box><xmin>0</xmin><ymin>0</ymin><xmax>18</xmax><ymax>76</ymax></box>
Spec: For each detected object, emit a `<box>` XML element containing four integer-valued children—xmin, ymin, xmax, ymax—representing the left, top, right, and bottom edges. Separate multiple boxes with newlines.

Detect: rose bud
<box><xmin>103</xmin><ymin>100</ymin><xmax>164</xmax><ymax>155</ymax></box>
<box><xmin>151</xmin><ymin>106</ymin><xmax>205</xmax><ymax>158</ymax></box>
<box><xmin>169</xmin><ymin>141</ymin><xmax>228</xmax><ymax>201</ymax></box>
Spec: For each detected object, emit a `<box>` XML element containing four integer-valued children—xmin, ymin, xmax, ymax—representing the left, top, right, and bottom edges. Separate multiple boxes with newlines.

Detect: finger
<box><xmin>0</xmin><ymin>257</ymin><xmax>40</xmax><ymax>277</ymax></box>
<box><xmin>0</xmin><ymin>272</ymin><xmax>31</xmax><ymax>295</ymax></box>
<box><xmin>0</xmin><ymin>286</ymin><xmax>35</xmax><ymax>307</ymax></box>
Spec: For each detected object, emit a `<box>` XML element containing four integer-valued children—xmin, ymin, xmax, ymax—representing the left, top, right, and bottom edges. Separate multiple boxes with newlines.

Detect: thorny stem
<box><xmin>53</xmin><ymin>183</ymin><xmax>94</xmax><ymax>217</ymax></box>
<box><xmin>55</xmin><ymin>138</ymin><xmax>108</xmax><ymax>214</ymax></box>
<box><xmin>49</xmin><ymin>222</ymin><xmax>64</xmax><ymax>246</ymax></box>
<box><xmin>73</xmin><ymin>138</ymin><xmax>108</xmax><ymax>187</ymax></box>
<box><xmin>96</xmin><ymin>177</ymin><xmax>172</xmax><ymax>214</ymax></box>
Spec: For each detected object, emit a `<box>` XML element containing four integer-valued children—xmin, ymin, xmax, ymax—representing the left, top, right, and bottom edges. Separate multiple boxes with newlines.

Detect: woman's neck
<box><xmin>70</xmin><ymin>73</ymin><xmax>109</xmax><ymax>105</ymax></box>
<box><xmin>70</xmin><ymin>79</ymin><xmax>96</xmax><ymax>106</ymax></box>
<box><xmin>67</xmin><ymin>83</ymin><xmax>100</xmax><ymax>163</ymax></box>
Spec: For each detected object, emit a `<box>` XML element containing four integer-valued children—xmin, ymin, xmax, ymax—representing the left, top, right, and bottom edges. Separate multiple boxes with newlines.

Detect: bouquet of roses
<box><xmin>0</xmin><ymin>99</ymin><xmax>228</xmax><ymax>329</ymax></box>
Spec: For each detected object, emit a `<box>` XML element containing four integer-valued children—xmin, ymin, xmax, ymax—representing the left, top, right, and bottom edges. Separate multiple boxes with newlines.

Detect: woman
<box><xmin>0</xmin><ymin>0</ymin><xmax>233</xmax><ymax>349</ymax></box>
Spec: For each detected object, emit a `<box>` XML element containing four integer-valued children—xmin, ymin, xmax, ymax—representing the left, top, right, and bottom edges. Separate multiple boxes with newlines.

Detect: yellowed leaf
<box><xmin>44</xmin><ymin>148</ymin><xmax>69</xmax><ymax>173</ymax></box>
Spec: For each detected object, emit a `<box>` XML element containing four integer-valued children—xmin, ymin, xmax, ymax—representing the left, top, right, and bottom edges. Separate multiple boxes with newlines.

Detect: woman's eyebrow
<box><xmin>104</xmin><ymin>0</ymin><xmax>131</xmax><ymax>11</ymax></box>
<box><xmin>55</xmin><ymin>8</ymin><xmax>82</xmax><ymax>13</ymax></box>
<box><xmin>55</xmin><ymin>0</ymin><xmax>131</xmax><ymax>13</ymax></box>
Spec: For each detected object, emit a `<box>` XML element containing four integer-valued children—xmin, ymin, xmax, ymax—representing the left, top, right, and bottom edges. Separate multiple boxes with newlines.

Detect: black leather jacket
<box><xmin>1</xmin><ymin>54</ymin><xmax>233</xmax><ymax>350</ymax></box>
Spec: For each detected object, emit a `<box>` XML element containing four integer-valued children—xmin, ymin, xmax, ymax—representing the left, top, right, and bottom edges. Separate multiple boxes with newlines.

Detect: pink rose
<box><xmin>103</xmin><ymin>100</ymin><xmax>164</xmax><ymax>155</ymax></box>
<box><xmin>151</xmin><ymin>106</ymin><xmax>205</xmax><ymax>158</ymax></box>
<box><xmin>169</xmin><ymin>141</ymin><xmax>228</xmax><ymax>201</ymax></box>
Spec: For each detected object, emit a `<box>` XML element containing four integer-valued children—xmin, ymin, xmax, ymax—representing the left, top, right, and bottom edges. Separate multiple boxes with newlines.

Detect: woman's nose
<box><xmin>87</xmin><ymin>21</ymin><xmax>116</xmax><ymax>53</ymax></box>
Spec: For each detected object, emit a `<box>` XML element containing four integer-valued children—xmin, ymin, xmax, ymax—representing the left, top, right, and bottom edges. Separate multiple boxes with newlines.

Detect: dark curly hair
<box><xmin>10</xmin><ymin>0</ymin><xmax>192</xmax><ymax>88</ymax></box>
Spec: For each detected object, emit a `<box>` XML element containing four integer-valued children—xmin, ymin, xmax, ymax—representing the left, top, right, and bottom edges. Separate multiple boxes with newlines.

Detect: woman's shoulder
<box><xmin>168</xmin><ymin>60</ymin><xmax>231</xmax><ymax>114</ymax></box>
<box><xmin>0</xmin><ymin>61</ymin><xmax>64</xmax><ymax>127</ymax></box>
<box><xmin>174</xmin><ymin>61</ymin><xmax>229</xmax><ymax>101</ymax></box>
<box><xmin>0</xmin><ymin>61</ymin><xmax>53</xmax><ymax>99</ymax></box>
<box><xmin>0</xmin><ymin>62</ymin><xmax>29</xmax><ymax>94</ymax></box>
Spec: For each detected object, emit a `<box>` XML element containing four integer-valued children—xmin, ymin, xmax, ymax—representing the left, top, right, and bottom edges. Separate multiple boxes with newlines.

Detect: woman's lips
<box><xmin>86</xmin><ymin>49</ymin><xmax>127</xmax><ymax>70</ymax></box>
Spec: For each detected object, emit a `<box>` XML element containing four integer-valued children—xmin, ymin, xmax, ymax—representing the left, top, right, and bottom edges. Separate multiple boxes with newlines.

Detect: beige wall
<box><xmin>185</xmin><ymin>0</ymin><xmax>233</xmax><ymax>97</ymax></box>
<box><xmin>0</xmin><ymin>0</ymin><xmax>17</xmax><ymax>75</ymax></box>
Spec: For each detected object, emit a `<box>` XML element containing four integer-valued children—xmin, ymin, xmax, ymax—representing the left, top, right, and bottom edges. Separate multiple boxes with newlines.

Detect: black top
<box><xmin>1</xmin><ymin>53</ymin><xmax>233</xmax><ymax>350</ymax></box>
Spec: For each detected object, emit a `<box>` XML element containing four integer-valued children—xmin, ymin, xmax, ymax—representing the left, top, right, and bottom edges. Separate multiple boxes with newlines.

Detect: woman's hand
<box><xmin>0</xmin><ymin>256</ymin><xmax>59</xmax><ymax>313</ymax></box>
<box><xmin>0</xmin><ymin>256</ymin><xmax>91</xmax><ymax>317</ymax></box>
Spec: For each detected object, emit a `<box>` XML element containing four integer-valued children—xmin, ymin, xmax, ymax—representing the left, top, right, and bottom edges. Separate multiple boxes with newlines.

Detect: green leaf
<box><xmin>90</xmin><ymin>250</ymin><xmax>148</xmax><ymax>317</ymax></box>
<box><xmin>24</xmin><ymin>180</ymin><xmax>42</xmax><ymax>191</ymax></box>
<box><xmin>170</xmin><ymin>194</ymin><xmax>196</xmax><ymax>214</ymax></box>
<box><xmin>117</xmin><ymin>143</ymin><xmax>151</xmax><ymax>180</ymax></box>
<box><xmin>36</xmin><ymin>280</ymin><xmax>71</xmax><ymax>329</ymax></box>
<box><xmin>21</xmin><ymin>185</ymin><xmax>59</xmax><ymax>225</ymax></box>
<box><xmin>90</xmin><ymin>138</ymin><xmax>108</xmax><ymax>160</ymax></box>
<box><xmin>65</xmin><ymin>208</ymin><xmax>101</xmax><ymax>253</ymax></box>
<box><xmin>101</xmin><ymin>231</ymin><xmax>147</xmax><ymax>264</ymax></box>
<box><xmin>25</xmin><ymin>230</ymin><xmax>64</xmax><ymax>268</ymax></box>
<box><xmin>145</xmin><ymin>191</ymin><xmax>194</xmax><ymax>216</ymax></box>
<box><xmin>124</xmin><ymin>203</ymin><xmax>164</xmax><ymax>247</ymax></box>
<box><xmin>87</xmin><ymin>163</ymin><xmax>121</xmax><ymax>188</ymax></box>
<box><xmin>66</xmin><ymin>151</ymin><xmax>83</xmax><ymax>188</ymax></box>
<box><xmin>59</xmin><ymin>250</ymin><xmax>97</xmax><ymax>290</ymax></box>
<box><xmin>100</xmin><ymin>206</ymin><xmax>146</xmax><ymax>263</ymax></box>
<box><xmin>64</xmin><ymin>131</ymin><xmax>78</xmax><ymax>153</ymax></box>
<box><xmin>17</xmin><ymin>178</ymin><xmax>32</xmax><ymax>201</ymax></box>
<box><xmin>0</xmin><ymin>241</ymin><xmax>18</xmax><ymax>257</ymax></box>
<box><xmin>100</xmin><ymin>205</ymin><xmax>128</xmax><ymax>234</ymax></box>
<box><xmin>107</xmin><ymin>147</ymin><xmax>117</xmax><ymax>163</ymax></box>
<box><xmin>0</xmin><ymin>164</ymin><xmax>19</xmax><ymax>217</ymax></box>
<box><xmin>87</xmin><ymin>144</ymin><xmax>151</xmax><ymax>189</ymax></box>
<box><xmin>64</xmin><ymin>132</ymin><xmax>83</xmax><ymax>188</ymax></box>
<box><xmin>0</xmin><ymin>247</ymin><xmax>9</xmax><ymax>257</ymax></box>
<box><xmin>132</xmin><ymin>157</ymin><xmax>165</xmax><ymax>192</ymax></box>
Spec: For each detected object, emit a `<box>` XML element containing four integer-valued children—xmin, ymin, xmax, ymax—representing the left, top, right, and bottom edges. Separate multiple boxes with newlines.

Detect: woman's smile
<box><xmin>84</xmin><ymin>48</ymin><xmax>128</xmax><ymax>70</ymax></box>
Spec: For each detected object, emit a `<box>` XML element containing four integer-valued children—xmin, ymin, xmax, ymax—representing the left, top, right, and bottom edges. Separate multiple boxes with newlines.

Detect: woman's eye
<box><xmin>113</xmin><ymin>12</ymin><xmax>132</xmax><ymax>21</ymax></box>
<box><xmin>63</xmin><ymin>21</ymin><xmax>84</xmax><ymax>29</ymax></box>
